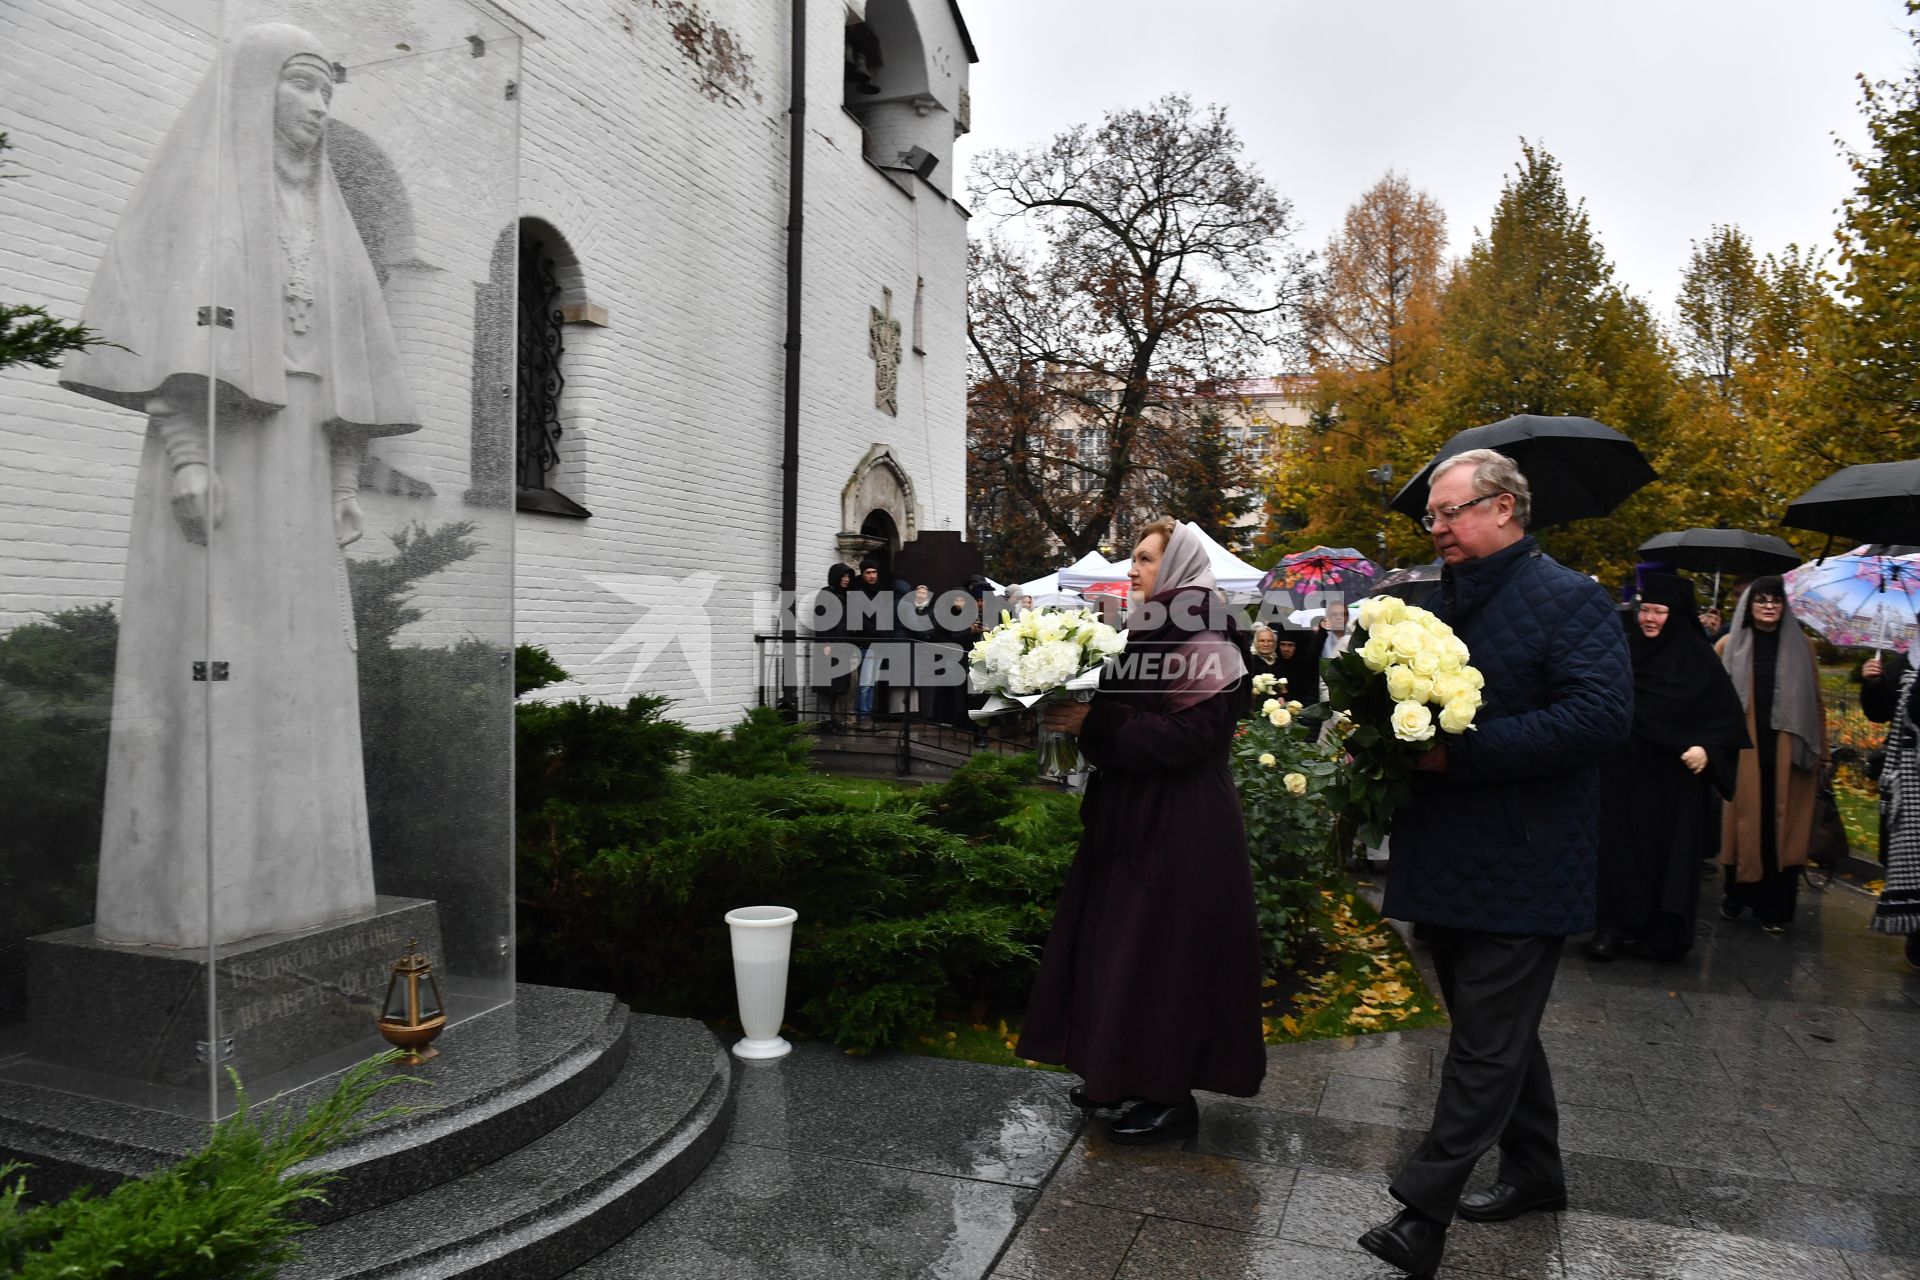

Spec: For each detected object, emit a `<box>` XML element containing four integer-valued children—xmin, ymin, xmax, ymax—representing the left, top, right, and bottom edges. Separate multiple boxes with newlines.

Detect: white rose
<box><xmin>1359</xmin><ymin>635</ymin><xmax>1396</xmax><ymax>672</ymax></box>
<box><xmin>1438</xmin><ymin>698</ymin><xmax>1478</xmax><ymax>734</ymax></box>
<box><xmin>1460</xmin><ymin>663</ymin><xmax>1485</xmax><ymax>691</ymax></box>
<box><xmin>1262</xmin><ymin>697</ymin><xmax>1283</xmax><ymax>715</ymax></box>
<box><xmin>1356</xmin><ymin>596</ymin><xmax>1406</xmax><ymax>630</ymax></box>
<box><xmin>1409</xmin><ymin>674</ymin><xmax>1434</xmax><ymax>704</ymax></box>
<box><xmin>1430</xmin><ymin>672</ymin><xmax>1469</xmax><ymax>706</ymax></box>
<box><xmin>1258</xmin><ymin>752</ymin><xmax>1278</xmax><ymax>767</ymax></box>
<box><xmin>1389</xmin><ymin>622</ymin><xmax>1426</xmax><ymax>662</ymax></box>
<box><xmin>1287</xmin><ymin>700</ymin><xmax>1303</xmax><ymax>712</ymax></box>
<box><xmin>1409</xmin><ymin>647</ymin><xmax>1440</xmax><ymax>677</ymax></box>
<box><xmin>1390</xmin><ymin>699</ymin><xmax>1436</xmax><ymax>743</ymax></box>
<box><xmin>1384</xmin><ymin>664</ymin><xmax>1418</xmax><ymax>702</ymax></box>
<box><xmin>1268</xmin><ymin>705</ymin><xmax>1292</xmax><ymax>728</ymax></box>
<box><xmin>1283</xmin><ymin>771</ymin><xmax>1308</xmax><ymax>796</ymax></box>
<box><xmin>1252</xmin><ymin>673</ymin><xmax>1278</xmax><ymax>696</ymax></box>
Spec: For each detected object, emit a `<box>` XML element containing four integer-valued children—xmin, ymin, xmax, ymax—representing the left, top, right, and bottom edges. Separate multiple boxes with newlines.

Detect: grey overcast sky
<box><xmin>952</xmin><ymin>0</ymin><xmax>1916</xmax><ymax>326</ymax></box>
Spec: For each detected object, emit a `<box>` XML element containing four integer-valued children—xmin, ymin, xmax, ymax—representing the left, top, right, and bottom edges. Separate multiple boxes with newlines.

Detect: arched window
<box><xmin>513</xmin><ymin>219</ymin><xmax>592</xmax><ymax>517</ymax></box>
<box><xmin>842</xmin><ymin>0</ymin><xmax>956</xmax><ymax>182</ymax></box>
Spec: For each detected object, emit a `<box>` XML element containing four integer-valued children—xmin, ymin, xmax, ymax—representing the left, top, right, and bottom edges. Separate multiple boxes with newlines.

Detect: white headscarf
<box><xmin>1153</xmin><ymin>521</ymin><xmax>1217</xmax><ymax>595</ymax></box>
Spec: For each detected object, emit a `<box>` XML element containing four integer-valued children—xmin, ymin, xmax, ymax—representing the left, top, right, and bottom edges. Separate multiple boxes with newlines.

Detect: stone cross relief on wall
<box><xmin>869</xmin><ymin>286</ymin><xmax>901</xmax><ymax>416</ymax></box>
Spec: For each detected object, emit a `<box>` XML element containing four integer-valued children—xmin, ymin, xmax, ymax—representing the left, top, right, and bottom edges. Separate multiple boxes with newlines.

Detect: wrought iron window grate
<box><xmin>516</xmin><ymin>232</ymin><xmax>565</xmax><ymax>490</ymax></box>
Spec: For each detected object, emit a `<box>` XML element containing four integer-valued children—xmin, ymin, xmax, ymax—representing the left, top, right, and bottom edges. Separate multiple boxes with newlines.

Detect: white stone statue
<box><xmin>61</xmin><ymin>24</ymin><xmax>420</xmax><ymax>947</ymax></box>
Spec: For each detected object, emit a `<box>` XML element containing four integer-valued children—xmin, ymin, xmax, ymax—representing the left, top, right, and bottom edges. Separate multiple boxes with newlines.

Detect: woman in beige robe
<box><xmin>1715</xmin><ymin>578</ymin><xmax>1826</xmax><ymax>932</ymax></box>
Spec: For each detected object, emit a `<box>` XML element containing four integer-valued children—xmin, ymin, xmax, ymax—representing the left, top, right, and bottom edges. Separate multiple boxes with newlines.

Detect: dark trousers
<box><xmin>1390</xmin><ymin>927</ymin><xmax>1565</xmax><ymax>1224</ymax></box>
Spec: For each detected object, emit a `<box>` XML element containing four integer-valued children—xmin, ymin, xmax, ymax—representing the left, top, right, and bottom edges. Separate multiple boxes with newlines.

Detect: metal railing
<box><xmin>753</xmin><ymin>634</ymin><xmax>1040</xmax><ymax>775</ymax></box>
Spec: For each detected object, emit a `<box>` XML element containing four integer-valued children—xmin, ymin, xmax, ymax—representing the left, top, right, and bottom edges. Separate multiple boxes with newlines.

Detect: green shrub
<box><xmin>685</xmin><ymin>704</ymin><xmax>813</xmax><ymax>778</ymax></box>
<box><xmin>0</xmin><ymin>1053</ymin><xmax>415</xmax><ymax>1278</ymax></box>
<box><xmin>514</xmin><ymin>700</ymin><xmax>1080</xmax><ymax>1053</ymax></box>
<box><xmin>1231</xmin><ymin>690</ymin><xmax>1344</xmax><ymax>970</ymax></box>
<box><xmin>0</xmin><ymin>603</ymin><xmax>116</xmax><ymax>1020</ymax></box>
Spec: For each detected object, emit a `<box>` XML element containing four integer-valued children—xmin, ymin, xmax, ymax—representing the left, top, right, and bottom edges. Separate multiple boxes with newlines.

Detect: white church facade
<box><xmin>0</xmin><ymin>0</ymin><xmax>975</xmax><ymax>730</ymax></box>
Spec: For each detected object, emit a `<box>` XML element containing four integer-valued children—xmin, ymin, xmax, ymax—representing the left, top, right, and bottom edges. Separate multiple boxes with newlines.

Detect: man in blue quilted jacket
<box><xmin>1359</xmin><ymin>448</ymin><xmax>1633</xmax><ymax>1278</ymax></box>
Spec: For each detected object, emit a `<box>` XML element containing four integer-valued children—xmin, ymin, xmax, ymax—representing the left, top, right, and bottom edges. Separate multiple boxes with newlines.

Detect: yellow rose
<box><xmin>1287</xmin><ymin>700</ymin><xmax>1303</xmax><ymax>712</ymax></box>
<box><xmin>1409</xmin><ymin>647</ymin><xmax>1441</xmax><ymax>677</ymax></box>
<box><xmin>1258</xmin><ymin>752</ymin><xmax>1278</xmax><ymax>767</ymax></box>
<box><xmin>1390</xmin><ymin>699</ymin><xmax>1436</xmax><ymax>743</ymax></box>
<box><xmin>1438</xmin><ymin>698</ymin><xmax>1478</xmax><ymax>734</ymax></box>
<box><xmin>1359</xmin><ymin>635</ymin><xmax>1396</xmax><ymax>672</ymax></box>
<box><xmin>1384</xmin><ymin>664</ymin><xmax>1418</xmax><ymax>701</ymax></box>
<box><xmin>1268</xmin><ymin>705</ymin><xmax>1292</xmax><ymax>728</ymax></box>
<box><xmin>1283</xmin><ymin>771</ymin><xmax>1308</xmax><ymax>796</ymax></box>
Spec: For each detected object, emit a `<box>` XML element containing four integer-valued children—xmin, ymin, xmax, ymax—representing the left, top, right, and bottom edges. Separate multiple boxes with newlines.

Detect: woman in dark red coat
<box><xmin>1016</xmin><ymin>519</ymin><xmax>1267</xmax><ymax>1144</ymax></box>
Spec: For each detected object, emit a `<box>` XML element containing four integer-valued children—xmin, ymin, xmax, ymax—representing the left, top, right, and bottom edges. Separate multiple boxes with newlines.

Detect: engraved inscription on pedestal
<box><xmin>24</xmin><ymin>897</ymin><xmax>442</xmax><ymax>1089</ymax></box>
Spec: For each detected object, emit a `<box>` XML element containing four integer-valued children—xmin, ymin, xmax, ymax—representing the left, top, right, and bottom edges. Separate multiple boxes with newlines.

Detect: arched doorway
<box><xmin>837</xmin><ymin>444</ymin><xmax>919</xmax><ymax>571</ymax></box>
<box><xmin>859</xmin><ymin>509</ymin><xmax>900</xmax><ymax>581</ymax></box>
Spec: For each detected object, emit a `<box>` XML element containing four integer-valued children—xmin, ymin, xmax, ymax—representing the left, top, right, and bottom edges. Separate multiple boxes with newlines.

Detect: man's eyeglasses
<box><xmin>1421</xmin><ymin>492</ymin><xmax>1507</xmax><ymax>532</ymax></box>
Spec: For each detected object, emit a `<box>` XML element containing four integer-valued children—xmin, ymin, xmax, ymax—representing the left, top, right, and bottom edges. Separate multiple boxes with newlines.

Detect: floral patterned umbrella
<box><xmin>1783</xmin><ymin>547</ymin><xmax>1920</xmax><ymax>656</ymax></box>
<box><xmin>1259</xmin><ymin>546</ymin><xmax>1379</xmax><ymax>599</ymax></box>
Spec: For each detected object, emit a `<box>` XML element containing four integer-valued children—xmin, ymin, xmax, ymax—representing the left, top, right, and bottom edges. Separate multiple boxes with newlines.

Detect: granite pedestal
<box><xmin>24</xmin><ymin>895</ymin><xmax>442</xmax><ymax>1089</ymax></box>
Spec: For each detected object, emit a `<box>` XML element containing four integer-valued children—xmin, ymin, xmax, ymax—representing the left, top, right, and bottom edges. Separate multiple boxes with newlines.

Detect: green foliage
<box><xmin>1827</xmin><ymin>4</ymin><xmax>1920</xmax><ymax>464</ymax></box>
<box><xmin>685</xmin><ymin>705</ymin><xmax>814</xmax><ymax>778</ymax></box>
<box><xmin>348</xmin><ymin>524</ymin><xmax>512</xmax><ymax>978</ymax></box>
<box><xmin>515</xmin><ymin>644</ymin><xmax>571</xmax><ymax>697</ymax></box>
<box><xmin>514</xmin><ymin>703</ymin><xmax>1080</xmax><ymax>1054</ymax></box>
<box><xmin>1229</xmin><ymin>696</ymin><xmax>1344</xmax><ymax>968</ymax></box>
<box><xmin>0</xmin><ymin>1052</ymin><xmax>416</xmax><ymax>1278</ymax></box>
<box><xmin>0</xmin><ymin>604</ymin><xmax>117</xmax><ymax>1020</ymax></box>
<box><xmin>1424</xmin><ymin>141</ymin><xmax>1678</xmax><ymax>582</ymax></box>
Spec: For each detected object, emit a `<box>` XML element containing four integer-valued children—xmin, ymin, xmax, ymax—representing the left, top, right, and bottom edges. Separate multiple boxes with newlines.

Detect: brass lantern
<box><xmin>377</xmin><ymin>939</ymin><xmax>446</xmax><ymax>1063</ymax></box>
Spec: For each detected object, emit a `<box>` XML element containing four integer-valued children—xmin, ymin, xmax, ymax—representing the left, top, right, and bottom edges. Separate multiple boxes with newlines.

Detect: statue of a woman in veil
<box><xmin>61</xmin><ymin>24</ymin><xmax>419</xmax><ymax>947</ymax></box>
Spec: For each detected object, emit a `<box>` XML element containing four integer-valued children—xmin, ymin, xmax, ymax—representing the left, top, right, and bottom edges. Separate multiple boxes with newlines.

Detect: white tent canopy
<box><xmin>1074</xmin><ymin>528</ymin><xmax>1266</xmax><ymax>596</ymax></box>
<box><xmin>1056</xmin><ymin>550</ymin><xmax>1122</xmax><ymax>592</ymax></box>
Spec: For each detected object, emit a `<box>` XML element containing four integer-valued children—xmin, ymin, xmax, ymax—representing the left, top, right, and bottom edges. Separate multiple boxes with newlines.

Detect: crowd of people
<box><xmin>985</xmin><ymin>446</ymin><xmax>1915</xmax><ymax>1279</ymax></box>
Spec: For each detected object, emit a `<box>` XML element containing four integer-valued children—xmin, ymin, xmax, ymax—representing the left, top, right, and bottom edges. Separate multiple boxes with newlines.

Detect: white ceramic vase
<box><xmin>724</xmin><ymin>905</ymin><xmax>798</xmax><ymax>1059</ymax></box>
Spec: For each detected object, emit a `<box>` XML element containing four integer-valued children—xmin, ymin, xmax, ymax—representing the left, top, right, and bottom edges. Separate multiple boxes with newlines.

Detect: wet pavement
<box><xmin>573</xmin><ymin>873</ymin><xmax>1920</xmax><ymax>1278</ymax></box>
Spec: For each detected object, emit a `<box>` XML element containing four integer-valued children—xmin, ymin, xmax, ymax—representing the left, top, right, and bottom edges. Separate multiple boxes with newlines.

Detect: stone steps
<box><xmin>0</xmin><ymin>986</ymin><xmax>733</xmax><ymax>1279</ymax></box>
<box><xmin>282</xmin><ymin>1011</ymin><xmax>731</xmax><ymax>1279</ymax></box>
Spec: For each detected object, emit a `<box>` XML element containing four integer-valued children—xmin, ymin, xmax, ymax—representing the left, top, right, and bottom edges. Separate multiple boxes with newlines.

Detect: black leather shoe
<box><xmin>1106</xmin><ymin>1095</ymin><xmax>1198</xmax><ymax>1145</ymax></box>
<box><xmin>1357</xmin><ymin>1206</ymin><xmax>1445</xmax><ymax>1277</ymax></box>
<box><xmin>1457</xmin><ymin>1180</ymin><xmax>1568</xmax><ymax>1222</ymax></box>
<box><xmin>1067</xmin><ymin>1085</ymin><xmax>1129</xmax><ymax>1112</ymax></box>
<box><xmin>1583</xmin><ymin>931</ymin><xmax>1620</xmax><ymax>962</ymax></box>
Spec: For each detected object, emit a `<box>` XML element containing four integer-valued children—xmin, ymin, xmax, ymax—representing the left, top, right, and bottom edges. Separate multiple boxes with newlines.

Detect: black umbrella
<box><xmin>1636</xmin><ymin>529</ymin><xmax>1801</xmax><ymax>577</ymax></box>
<box><xmin>1783</xmin><ymin>459</ymin><xmax>1920</xmax><ymax>547</ymax></box>
<box><xmin>1391</xmin><ymin>414</ymin><xmax>1658</xmax><ymax>530</ymax></box>
<box><xmin>1364</xmin><ymin>562</ymin><xmax>1444</xmax><ymax>601</ymax></box>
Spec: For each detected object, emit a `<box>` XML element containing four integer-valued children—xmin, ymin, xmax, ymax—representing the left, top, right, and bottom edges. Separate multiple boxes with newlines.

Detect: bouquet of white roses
<box><xmin>1303</xmin><ymin>593</ymin><xmax>1485</xmax><ymax>845</ymax></box>
<box><xmin>968</xmin><ymin>607</ymin><xmax>1127</xmax><ymax>776</ymax></box>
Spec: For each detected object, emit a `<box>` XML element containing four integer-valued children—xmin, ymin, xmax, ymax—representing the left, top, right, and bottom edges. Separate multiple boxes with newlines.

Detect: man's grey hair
<box><xmin>1432</xmin><ymin>448</ymin><xmax>1532</xmax><ymax>529</ymax></box>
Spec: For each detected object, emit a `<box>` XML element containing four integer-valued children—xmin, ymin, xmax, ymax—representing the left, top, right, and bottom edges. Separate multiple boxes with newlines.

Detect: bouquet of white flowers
<box><xmin>1305</xmin><ymin>593</ymin><xmax>1486</xmax><ymax>845</ymax></box>
<box><xmin>968</xmin><ymin>607</ymin><xmax>1127</xmax><ymax>777</ymax></box>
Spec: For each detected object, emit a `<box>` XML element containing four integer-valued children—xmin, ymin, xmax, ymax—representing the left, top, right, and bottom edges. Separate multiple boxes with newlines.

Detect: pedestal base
<box><xmin>731</xmin><ymin>1035</ymin><xmax>792</xmax><ymax>1060</ymax></box>
<box><xmin>25</xmin><ymin>896</ymin><xmax>442</xmax><ymax>1089</ymax></box>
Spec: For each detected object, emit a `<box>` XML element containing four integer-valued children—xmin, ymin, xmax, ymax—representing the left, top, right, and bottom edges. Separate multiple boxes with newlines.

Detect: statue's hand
<box><xmin>334</xmin><ymin>493</ymin><xmax>364</xmax><ymax>548</ymax></box>
<box><xmin>170</xmin><ymin>463</ymin><xmax>224</xmax><ymax>545</ymax></box>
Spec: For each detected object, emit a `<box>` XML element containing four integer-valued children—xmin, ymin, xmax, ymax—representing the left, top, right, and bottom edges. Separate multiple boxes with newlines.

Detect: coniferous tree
<box><xmin>1424</xmin><ymin>142</ymin><xmax>1677</xmax><ymax>580</ymax></box>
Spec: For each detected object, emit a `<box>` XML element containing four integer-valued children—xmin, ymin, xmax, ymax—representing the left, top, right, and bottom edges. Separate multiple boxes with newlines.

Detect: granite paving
<box><xmin>570</xmin><ymin>869</ymin><xmax>1920</xmax><ymax>1278</ymax></box>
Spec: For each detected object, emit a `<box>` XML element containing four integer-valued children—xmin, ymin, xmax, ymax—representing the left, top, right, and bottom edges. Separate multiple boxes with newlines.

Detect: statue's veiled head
<box><xmin>275</xmin><ymin>52</ymin><xmax>334</xmax><ymax>158</ymax></box>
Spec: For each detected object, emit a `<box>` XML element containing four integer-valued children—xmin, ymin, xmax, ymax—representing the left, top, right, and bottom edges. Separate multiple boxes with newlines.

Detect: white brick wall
<box><xmin>0</xmin><ymin>0</ymin><xmax>971</xmax><ymax>732</ymax></box>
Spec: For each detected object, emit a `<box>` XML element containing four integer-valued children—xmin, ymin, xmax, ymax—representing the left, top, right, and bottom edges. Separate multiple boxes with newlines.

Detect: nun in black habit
<box><xmin>1016</xmin><ymin>519</ymin><xmax>1266</xmax><ymax>1145</ymax></box>
<box><xmin>1587</xmin><ymin>574</ymin><xmax>1749</xmax><ymax>961</ymax></box>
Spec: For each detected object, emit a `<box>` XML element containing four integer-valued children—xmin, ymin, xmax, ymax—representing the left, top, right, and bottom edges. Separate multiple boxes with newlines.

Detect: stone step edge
<box><xmin>340</xmin><ymin>1019</ymin><xmax>734</xmax><ymax>1280</ymax></box>
<box><xmin>298</xmin><ymin>994</ymin><xmax>633</xmax><ymax>1224</ymax></box>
